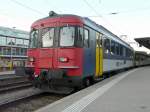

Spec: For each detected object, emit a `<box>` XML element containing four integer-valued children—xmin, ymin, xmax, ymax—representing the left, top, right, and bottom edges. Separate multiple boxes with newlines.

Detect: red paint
<box><xmin>57</xmin><ymin>48</ymin><xmax>83</xmax><ymax>76</ymax></box>
<box><xmin>27</xmin><ymin>48</ymin><xmax>83</xmax><ymax>77</ymax></box>
<box><xmin>27</xmin><ymin>15</ymin><xmax>84</xmax><ymax>77</ymax></box>
<box><xmin>31</xmin><ymin>15</ymin><xmax>83</xmax><ymax>29</ymax></box>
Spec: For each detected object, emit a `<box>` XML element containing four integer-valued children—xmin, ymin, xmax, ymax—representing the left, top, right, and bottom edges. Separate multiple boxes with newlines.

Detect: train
<box><xmin>25</xmin><ymin>11</ymin><xmax>150</xmax><ymax>93</ymax></box>
<box><xmin>134</xmin><ymin>51</ymin><xmax>150</xmax><ymax>67</ymax></box>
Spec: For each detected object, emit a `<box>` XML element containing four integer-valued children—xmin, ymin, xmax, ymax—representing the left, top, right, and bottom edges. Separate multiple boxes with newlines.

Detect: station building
<box><xmin>0</xmin><ymin>26</ymin><xmax>29</xmax><ymax>70</ymax></box>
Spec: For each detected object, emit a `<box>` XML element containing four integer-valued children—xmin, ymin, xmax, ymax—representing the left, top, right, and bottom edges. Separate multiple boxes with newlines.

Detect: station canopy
<box><xmin>135</xmin><ymin>37</ymin><xmax>150</xmax><ymax>49</ymax></box>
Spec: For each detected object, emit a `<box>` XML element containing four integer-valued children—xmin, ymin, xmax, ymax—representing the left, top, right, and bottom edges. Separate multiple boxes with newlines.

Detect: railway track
<box><xmin>0</xmin><ymin>74</ymin><xmax>66</xmax><ymax>112</ymax></box>
<box><xmin>0</xmin><ymin>74</ymin><xmax>32</xmax><ymax>93</ymax></box>
<box><xmin>0</xmin><ymin>80</ymin><xmax>32</xmax><ymax>93</ymax></box>
<box><xmin>0</xmin><ymin>87</ymin><xmax>65</xmax><ymax>112</ymax></box>
<box><xmin>0</xmin><ymin>87</ymin><xmax>43</xmax><ymax>107</ymax></box>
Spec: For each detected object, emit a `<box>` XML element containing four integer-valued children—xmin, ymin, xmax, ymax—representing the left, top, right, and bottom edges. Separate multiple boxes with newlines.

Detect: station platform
<box><xmin>36</xmin><ymin>67</ymin><xmax>150</xmax><ymax>112</ymax></box>
<box><xmin>0</xmin><ymin>70</ymin><xmax>15</xmax><ymax>75</ymax></box>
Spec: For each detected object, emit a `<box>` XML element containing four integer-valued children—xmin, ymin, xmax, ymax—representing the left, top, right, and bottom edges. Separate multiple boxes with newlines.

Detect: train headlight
<box><xmin>28</xmin><ymin>57</ymin><xmax>35</xmax><ymax>62</ymax></box>
<box><xmin>59</xmin><ymin>57</ymin><xmax>68</xmax><ymax>62</ymax></box>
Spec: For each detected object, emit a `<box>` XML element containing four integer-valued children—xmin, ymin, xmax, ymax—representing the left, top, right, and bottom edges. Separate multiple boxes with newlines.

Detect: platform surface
<box><xmin>36</xmin><ymin>67</ymin><xmax>150</xmax><ymax>112</ymax></box>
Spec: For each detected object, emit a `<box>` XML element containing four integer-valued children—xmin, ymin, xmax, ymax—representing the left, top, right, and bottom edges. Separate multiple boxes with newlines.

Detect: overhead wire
<box><xmin>82</xmin><ymin>0</ymin><xmax>124</xmax><ymax>35</ymax></box>
<box><xmin>11</xmin><ymin>0</ymin><xmax>46</xmax><ymax>16</ymax></box>
<box><xmin>44</xmin><ymin>0</ymin><xmax>62</xmax><ymax>13</ymax></box>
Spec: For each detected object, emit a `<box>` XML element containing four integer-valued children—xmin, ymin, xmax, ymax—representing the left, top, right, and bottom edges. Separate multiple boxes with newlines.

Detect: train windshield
<box><xmin>30</xmin><ymin>29</ymin><xmax>38</xmax><ymax>48</ymax></box>
<box><xmin>60</xmin><ymin>26</ymin><xmax>75</xmax><ymax>47</ymax></box>
<box><xmin>42</xmin><ymin>28</ymin><xmax>54</xmax><ymax>47</ymax></box>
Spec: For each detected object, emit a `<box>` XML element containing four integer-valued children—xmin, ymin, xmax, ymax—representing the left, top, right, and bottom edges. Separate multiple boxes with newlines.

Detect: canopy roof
<box><xmin>135</xmin><ymin>37</ymin><xmax>150</xmax><ymax>49</ymax></box>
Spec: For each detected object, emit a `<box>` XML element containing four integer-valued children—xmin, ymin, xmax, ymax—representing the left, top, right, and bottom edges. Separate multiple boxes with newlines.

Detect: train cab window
<box><xmin>60</xmin><ymin>27</ymin><xmax>75</xmax><ymax>47</ymax></box>
<box><xmin>42</xmin><ymin>28</ymin><xmax>54</xmax><ymax>47</ymax></box>
<box><xmin>104</xmin><ymin>38</ymin><xmax>110</xmax><ymax>54</ymax></box>
<box><xmin>111</xmin><ymin>40</ymin><xmax>115</xmax><ymax>55</ymax></box>
<box><xmin>84</xmin><ymin>29</ymin><xmax>89</xmax><ymax>47</ymax></box>
<box><xmin>30</xmin><ymin>29</ymin><xmax>38</xmax><ymax>48</ymax></box>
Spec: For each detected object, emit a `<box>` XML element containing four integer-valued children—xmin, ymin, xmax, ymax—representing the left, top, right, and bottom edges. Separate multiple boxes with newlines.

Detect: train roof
<box><xmin>135</xmin><ymin>51</ymin><xmax>150</xmax><ymax>57</ymax></box>
<box><xmin>32</xmin><ymin>12</ymin><xmax>83</xmax><ymax>26</ymax></box>
<box><xmin>32</xmin><ymin>11</ymin><xmax>133</xmax><ymax>50</ymax></box>
<box><xmin>82</xmin><ymin>17</ymin><xmax>133</xmax><ymax>49</ymax></box>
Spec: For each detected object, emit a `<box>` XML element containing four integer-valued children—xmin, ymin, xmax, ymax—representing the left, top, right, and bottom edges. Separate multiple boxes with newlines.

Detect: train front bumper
<box><xmin>33</xmin><ymin>69</ymin><xmax>83</xmax><ymax>88</ymax></box>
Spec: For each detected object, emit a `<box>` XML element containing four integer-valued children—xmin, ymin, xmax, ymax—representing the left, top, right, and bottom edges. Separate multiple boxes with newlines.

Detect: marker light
<box><xmin>28</xmin><ymin>57</ymin><xmax>35</xmax><ymax>62</ymax></box>
<box><xmin>59</xmin><ymin>57</ymin><xmax>68</xmax><ymax>62</ymax></box>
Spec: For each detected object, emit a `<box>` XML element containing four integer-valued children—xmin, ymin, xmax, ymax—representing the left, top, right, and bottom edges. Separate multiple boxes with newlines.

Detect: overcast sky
<box><xmin>0</xmin><ymin>0</ymin><xmax>150</xmax><ymax>52</ymax></box>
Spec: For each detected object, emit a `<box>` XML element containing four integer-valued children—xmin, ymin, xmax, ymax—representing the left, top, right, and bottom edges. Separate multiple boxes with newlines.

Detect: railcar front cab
<box><xmin>26</xmin><ymin>24</ymin><xmax>89</xmax><ymax>90</ymax></box>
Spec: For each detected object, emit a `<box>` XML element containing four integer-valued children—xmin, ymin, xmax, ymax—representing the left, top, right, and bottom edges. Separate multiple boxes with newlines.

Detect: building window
<box><xmin>21</xmin><ymin>48</ymin><xmax>27</xmax><ymax>55</ymax></box>
<box><xmin>0</xmin><ymin>47</ymin><xmax>2</xmax><ymax>55</ymax></box>
<box><xmin>23</xmin><ymin>40</ymin><xmax>29</xmax><ymax>47</ymax></box>
<box><xmin>12</xmin><ymin>48</ymin><xmax>16</xmax><ymax>55</ymax></box>
<box><xmin>84</xmin><ymin>29</ymin><xmax>89</xmax><ymax>47</ymax></box>
<box><xmin>3</xmin><ymin>47</ymin><xmax>10</xmax><ymax>55</ymax></box>
<box><xmin>7</xmin><ymin>37</ymin><xmax>15</xmax><ymax>45</ymax></box>
<box><xmin>0</xmin><ymin>36</ymin><xmax>7</xmax><ymax>45</ymax></box>
<box><xmin>16</xmin><ymin>39</ymin><xmax>23</xmax><ymax>46</ymax></box>
<box><xmin>16</xmin><ymin>48</ymin><xmax>21</xmax><ymax>55</ymax></box>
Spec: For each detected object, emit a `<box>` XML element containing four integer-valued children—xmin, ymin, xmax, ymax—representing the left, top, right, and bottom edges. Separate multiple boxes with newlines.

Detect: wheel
<box><xmin>84</xmin><ymin>78</ymin><xmax>91</xmax><ymax>87</ymax></box>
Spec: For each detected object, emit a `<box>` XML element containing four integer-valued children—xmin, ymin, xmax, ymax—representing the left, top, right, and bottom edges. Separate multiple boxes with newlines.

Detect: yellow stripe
<box><xmin>100</xmin><ymin>48</ymin><xmax>103</xmax><ymax>76</ymax></box>
<box><xmin>96</xmin><ymin>48</ymin><xmax>100</xmax><ymax>77</ymax></box>
<box><xmin>95</xmin><ymin>47</ymin><xmax>103</xmax><ymax>77</ymax></box>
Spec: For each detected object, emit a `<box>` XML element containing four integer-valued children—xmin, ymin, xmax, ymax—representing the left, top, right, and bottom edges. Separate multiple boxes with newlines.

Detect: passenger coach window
<box><xmin>104</xmin><ymin>38</ymin><xmax>110</xmax><ymax>54</ymax></box>
<box><xmin>116</xmin><ymin>43</ymin><xmax>120</xmax><ymax>55</ymax></box>
<box><xmin>84</xmin><ymin>29</ymin><xmax>89</xmax><ymax>47</ymax></box>
<box><xmin>42</xmin><ymin>28</ymin><xmax>54</xmax><ymax>47</ymax></box>
<box><xmin>111</xmin><ymin>40</ymin><xmax>115</xmax><ymax>55</ymax></box>
<box><xmin>60</xmin><ymin>27</ymin><xmax>75</xmax><ymax>46</ymax></box>
<box><xmin>96</xmin><ymin>32</ymin><xmax>102</xmax><ymax>47</ymax></box>
<box><xmin>120</xmin><ymin>45</ymin><xmax>123</xmax><ymax>56</ymax></box>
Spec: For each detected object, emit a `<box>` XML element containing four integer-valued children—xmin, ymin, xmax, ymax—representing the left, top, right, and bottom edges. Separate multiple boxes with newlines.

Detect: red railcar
<box><xmin>25</xmin><ymin>12</ymin><xmax>95</xmax><ymax>93</ymax></box>
<box><xmin>25</xmin><ymin>11</ymin><xmax>134</xmax><ymax>93</ymax></box>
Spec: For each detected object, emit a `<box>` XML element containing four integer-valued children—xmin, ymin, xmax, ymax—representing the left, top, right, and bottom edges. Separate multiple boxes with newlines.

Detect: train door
<box><xmin>96</xmin><ymin>32</ymin><xmax>103</xmax><ymax>78</ymax></box>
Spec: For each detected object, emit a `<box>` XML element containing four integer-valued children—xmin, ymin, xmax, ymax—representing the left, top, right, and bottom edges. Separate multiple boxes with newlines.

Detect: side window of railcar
<box><xmin>76</xmin><ymin>27</ymin><xmax>83</xmax><ymax>47</ymax></box>
<box><xmin>42</xmin><ymin>28</ymin><xmax>54</xmax><ymax>47</ymax></box>
<box><xmin>111</xmin><ymin>40</ymin><xmax>115</xmax><ymax>55</ymax></box>
<box><xmin>115</xmin><ymin>43</ymin><xmax>120</xmax><ymax>55</ymax></box>
<box><xmin>104</xmin><ymin>38</ymin><xmax>110</xmax><ymax>54</ymax></box>
<box><xmin>122</xmin><ymin>47</ymin><xmax>125</xmax><ymax>57</ymax></box>
<box><xmin>84</xmin><ymin>29</ymin><xmax>89</xmax><ymax>47</ymax></box>
<box><xmin>30</xmin><ymin>29</ymin><xmax>38</xmax><ymax>48</ymax></box>
<box><xmin>96</xmin><ymin>32</ymin><xmax>102</xmax><ymax>47</ymax></box>
<box><xmin>120</xmin><ymin>44</ymin><xmax>123</xmax><ymax>56</ymax></box>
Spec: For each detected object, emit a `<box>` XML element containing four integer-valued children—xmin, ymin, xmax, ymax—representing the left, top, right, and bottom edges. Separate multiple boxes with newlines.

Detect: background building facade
<box><xmin>0</xmin><ymin>26</ymin><xmax>29</xmax><ymax>70</ymax></box>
